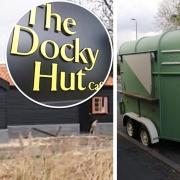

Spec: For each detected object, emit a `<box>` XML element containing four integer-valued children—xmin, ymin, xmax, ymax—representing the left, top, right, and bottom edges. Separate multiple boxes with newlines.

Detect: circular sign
<box><xmin>6</xmin><ymin>2</ymin><xmax>112</xmax><ymax>108</ymax></box>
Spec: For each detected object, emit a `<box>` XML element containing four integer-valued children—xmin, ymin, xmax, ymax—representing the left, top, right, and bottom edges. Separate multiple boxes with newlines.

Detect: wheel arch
<box><xmin>123</xmin><ymin>112</ymin><xmax>159</xmax><ymax>144</ymax></box>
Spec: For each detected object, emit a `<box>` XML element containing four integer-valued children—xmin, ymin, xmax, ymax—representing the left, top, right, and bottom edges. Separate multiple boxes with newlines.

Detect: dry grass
<box><xmin>0</xmin><ymin>135</ymin><xmax>112</xmax><ymax>180</ymax></box>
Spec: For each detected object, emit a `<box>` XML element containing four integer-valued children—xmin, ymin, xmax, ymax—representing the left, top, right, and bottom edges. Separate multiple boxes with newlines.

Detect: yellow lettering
<box><xmin>60</xmin><ymin>43</ymin><xmax>74</xmax><ymax>62</ymax></box>
<box><xmin>75</xmin><ymin>38</ymin><xmax>88</xmax><ymax>64</ymax></box>
<box><xmin>29</xmin><ymin>7</ymin><xmax>37</xmax><ymax>26</ymax></box>
<box><xmin>33</xmin><ymin>61</ymin><xmax>57</xmax><ymax>91</ymax></box>
<box><xmin>60</xmin><ymin>72</ymin><xmax>75</xmax><ymax>91</ymax></box>
<box><xmin>84</xmin><ymin>48</ymin><xmax>99</xmax><ymax>71</ymax></box>
<box><xmin>11</xmin><ymin>25</ymin><xmax>39</xmax><ymax>56</ymax></box>
<box><xmin>77</xmin><ymin>70</ymin><xmax>86</xmax><ymax>90</ymax></box>
<box><xmin>63</xmin><ymin>18</ymin><xmax>76</xmax><ymax>35</ymax></box>
<box><xmin>88</xmin><ymin>82</ymin><xmax>95</xmax><ymax>90</ymax></box>
<box><xmin>45</xmin><ymin>3</ymin><xmax>61</xmax><ymax>32</ymax></box>
<box><xmin>40</xmin><ymin>40</ymin><xmax>59</xmax><ymax>60</ymax></box>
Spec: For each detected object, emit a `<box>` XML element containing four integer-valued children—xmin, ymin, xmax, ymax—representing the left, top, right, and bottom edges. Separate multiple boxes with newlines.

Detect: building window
<box><xmin>92</xmin><ymin>97</ymin><xmax>108</xmax><ymax>114</ymax></box>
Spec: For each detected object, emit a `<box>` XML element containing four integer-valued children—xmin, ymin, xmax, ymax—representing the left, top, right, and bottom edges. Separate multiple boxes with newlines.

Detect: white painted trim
<box><xmin>161</xmin><ymin>62</ymin><xmax>180</xmax><ymax>65</ymax></box>
<box><xmin>161</xmin><ymin>50</ymin><xmax>180</xmax><ymax>53</ymax></box>
<box><xmin>123</xmin><ymin>112</ymin><xmax>159</xmax><ymax>144</ymax></box>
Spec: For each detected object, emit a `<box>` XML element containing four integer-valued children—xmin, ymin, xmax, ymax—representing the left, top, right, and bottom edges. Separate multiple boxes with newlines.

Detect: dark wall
<box><xmin>6</xmin><ymin>88</ymin><xmax>79</xmax><ymax>125</ymax></box>
<box><xmin>80</xmin><ymin>87</ymin><xmax>113</xmax><ymax>132</ymax></box>
<box><xmin>0</xmin><ymin>78</ymin><xmax>113</xmax><ymax>133</ymax></box>
<box><xmin>0</xmin><ymin>79</ymin><xmax>9</xmax><ymax>90</ymax></box>
<box><xmin>0</xmin><ymin>88</ymin><xmax>7</xmax><ymax>128</ymax></box>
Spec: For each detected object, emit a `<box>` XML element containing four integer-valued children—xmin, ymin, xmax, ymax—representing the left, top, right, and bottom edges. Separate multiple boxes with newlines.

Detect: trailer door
<box><xmin>160</xmin><ymin>75</ymin><xmax>180</xmax><ymax>141</ymax></box>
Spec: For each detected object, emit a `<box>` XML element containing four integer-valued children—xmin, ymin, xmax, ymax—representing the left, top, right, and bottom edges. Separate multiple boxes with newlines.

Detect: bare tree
<box><xmin>156</xmin><ymin>0</ymin><xmax>180</xmax><ymax>30</ymax></box>
<box><xmin>96</xmin><ymin>0</ymin><xmax>113</xmax><ymax>34</ymax></box>
<box><xmin>72</xmin><ymin>0</ymin><xmax>113</xmax><ymax>35</ymax></box>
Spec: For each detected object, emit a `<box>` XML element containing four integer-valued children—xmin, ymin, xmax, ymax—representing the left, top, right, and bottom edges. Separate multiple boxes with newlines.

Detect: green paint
<box><xmin>119</xmin><ymin>29</ymin><xmax>180</xmax><ymax>141</ymax></box>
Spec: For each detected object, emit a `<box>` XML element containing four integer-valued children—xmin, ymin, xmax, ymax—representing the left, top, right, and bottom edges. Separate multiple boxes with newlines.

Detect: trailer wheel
<box><xmin>139</xmin><ymin>126</ymin><xmax>151</xmax><ymax>146</ymax></box>
<box><xmin>126</xmin><ymin>119</ymin><xmax>137</xmax><ymax>138</ymax></box>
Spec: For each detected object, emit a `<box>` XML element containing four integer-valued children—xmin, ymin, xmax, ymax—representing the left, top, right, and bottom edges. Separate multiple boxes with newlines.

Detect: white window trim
<box><xmin>92</xmin><ymin>96</ymin><xmax>109</xmax><ymax>114</ymax></box>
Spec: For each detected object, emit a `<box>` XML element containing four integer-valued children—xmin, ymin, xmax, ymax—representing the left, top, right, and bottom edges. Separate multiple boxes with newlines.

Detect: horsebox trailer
<box><xmin>119</xmin><ymin>30</ymin><xmax>180</xmax><ymax>146</ymax></box>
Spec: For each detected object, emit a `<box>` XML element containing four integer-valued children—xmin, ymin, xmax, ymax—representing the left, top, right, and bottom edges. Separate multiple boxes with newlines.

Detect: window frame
<box><xmin>91</xmin><ymin>96</ymin><xmax>109</xmax><ymax>115</ymax></box>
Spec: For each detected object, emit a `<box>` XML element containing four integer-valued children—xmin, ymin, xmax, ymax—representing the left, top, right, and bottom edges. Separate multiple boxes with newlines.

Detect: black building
<box><xmin>0</xmin><ymin>64</ymin><xmax>113</xmax><ymax>133</ymax></box>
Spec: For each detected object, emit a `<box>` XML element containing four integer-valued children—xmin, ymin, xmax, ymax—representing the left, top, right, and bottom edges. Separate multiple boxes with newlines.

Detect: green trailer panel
<box><xmin>160</xmin><ymin>75</ymin><xmax>180</xmax><ymax>141</ymax></box>
<box><xmin>119</xmin><ymin>29</ymin><xmax>180</xmax><ymax>142</ymax></box>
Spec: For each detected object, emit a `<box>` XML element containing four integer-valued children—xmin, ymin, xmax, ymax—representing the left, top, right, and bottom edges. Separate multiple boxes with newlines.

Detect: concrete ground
<box><xmin>0</xmin><ymin>122</ymin><xmax>113</xmax><ymax>142</ymax></box>
<box><xmin>118</xmin><ymin>134</ymin><xmax>180</xmax><ymax>180</ymax></box>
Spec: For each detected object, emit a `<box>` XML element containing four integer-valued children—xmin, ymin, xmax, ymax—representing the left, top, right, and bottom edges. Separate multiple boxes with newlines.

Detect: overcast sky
<box><xmin>0</xmin><ymin>0</ymin><xmax>163</xmax><ymax>64</ymax></box>
<box><xmin>117</xmin><ymin>0</ymin><xmax>163</xmax><ymax>49</ymax></box>
<box><xmin>0</xmin><ymin>0</ymin><xmax>62</xmax><ymax>64</ymax></box>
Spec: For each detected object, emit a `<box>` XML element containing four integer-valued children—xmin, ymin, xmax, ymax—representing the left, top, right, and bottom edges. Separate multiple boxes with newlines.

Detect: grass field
<box><xmin>0</xmin><ymin>135</ymin><xmax>112</xmax><ymax>180</ymax></box>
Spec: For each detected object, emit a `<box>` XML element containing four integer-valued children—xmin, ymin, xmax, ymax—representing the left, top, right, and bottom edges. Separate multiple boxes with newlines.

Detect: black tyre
<box><xmin>139</xmin><ymin>126</ymin><xmax>151</xmax><ymax>146</ymax></box>
<box><xmin>126</xmin><ymin>119</ymin><xmax>137</xmax><ymax>138</ymax></box>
